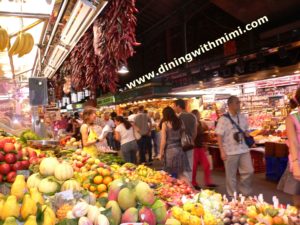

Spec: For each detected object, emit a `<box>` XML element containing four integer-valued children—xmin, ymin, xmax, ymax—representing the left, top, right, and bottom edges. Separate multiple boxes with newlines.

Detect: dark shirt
<box><xmin>179</xmin><ymin>112</ymin><xmax>197</xmax><ymax>139</ymax></box>
<box><xmin>194</xmin><ymin>121</ymin><xmax>208</xmax><ymax>148</ymax></box>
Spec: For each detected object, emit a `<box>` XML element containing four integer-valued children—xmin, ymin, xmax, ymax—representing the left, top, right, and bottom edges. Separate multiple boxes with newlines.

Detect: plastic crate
<box><xmin>265</xmin><ymin>156</ymin><xmax>288</xmax><ymax>182</ymax></box>
<box><xmin>250</xmin><ymin>151</ymin><xmax>265</xmax><ymax>173</ymax></box>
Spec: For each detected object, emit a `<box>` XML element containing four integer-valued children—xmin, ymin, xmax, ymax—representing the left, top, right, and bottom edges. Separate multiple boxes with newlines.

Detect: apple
<box><xmin>29</xmin><ymin>157</ymin><xmax>39</xmax><ymax>165</ymax></box>
<box><xmin>0</xmin><ymin>152</ymin><xmax>5</xmax><ymax>161</ymax></box>
<box><xmin>74</xmin><ymin>167</ymin><xmax>80</xmax><ymax>172</ymax></box>
<box><xmin>87</xmin><ymin>158</ymin><xmax>95</xmax><ymax>165</ymax></box>
<box><xmin>0</xmin><ymin>163</ymin><xmax>11</xmax><ymax>175</ymax></box>
<box><xmin>21</xmin><ymin>160</ymin><xmax>30</xmax><ymax>169</ymax></box>
<box><xmin>0</xmin><ymin>140</ymin><xmax>5</xmax><ymax>149</ymax></box>
<box><xmin>6</xmin><ymin>171</ymin><xmax>17</xmax><ymax>183</ymax></box>
<box><xmin>12</xmin><ymin>161</ymin><xmax>23</xmax><ymax>171</ymax></box>
<box><xmin>14</xmin><ymin>143</ymin><xmax>22</xmax><ymax>151</ymax></box>
<box><xmin>76</xmin><ymin>155</ymin><xmax>83</xmax><ymax>161</ymax></box>
<box><xmin>81</xmin><ymin>151</ymin><xmax>87</xmax><ymax>157</ymax></box>
<box><xmin>4</xmin><ymin>153</ymin><xmax>17</xmax><ymax>164</ymax></box>
<box><xmin>29</xmin><ymin>151</ymin><xmax>37</xmax><ymax>158</ymax></box>
<box><xmin>16</xmin><ymin>150</ymin><xmax>23</xmax><ymax>160</ymax></box>
<box><xmin>82</xmin><ymin>157</ymin><xmax>89</xmax><ymax>163</ymax></box>
<box><xmin>75</xmin><ymin>149</ymin><xmax>81</xmax><ymax>155</ymax></box>
<box><xmin>0</xmin><ymin>174</ymin><xmax>2</xmax><ymax>182</ymax></box>
<box><xmin>76</xmin><ymin>162</ymin><xmax>83</xmax><ymax>168</ymax></box>
<box><xmin>4</xmin><ymin>143</ymin><xmax>15</xmax><ymax>153</ymax></box>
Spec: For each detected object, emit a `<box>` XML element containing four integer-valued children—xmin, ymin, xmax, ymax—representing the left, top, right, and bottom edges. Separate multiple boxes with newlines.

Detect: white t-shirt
<box><xmin>115</xmin><ymin>123</ymin><xmax>135</xmax><ymax>145</ymax></box>
<box><xmin>128</xmin><ymin>114</ymin><xmax>136</xmax><ymax>122</ymax></box>
<box><xmin>101</xmin><ymin>119</ymin><xmax>115</xmax><ymax>132</ymax></box>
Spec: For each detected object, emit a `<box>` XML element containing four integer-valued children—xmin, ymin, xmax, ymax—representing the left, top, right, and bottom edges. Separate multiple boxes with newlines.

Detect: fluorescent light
<box><xmin>118</xmin><ymin>65</ymin><xmax>129</xmax><ymax>74</ymax></box>
<box><xmin>48</xmin><ymin>45</ymin><xmax>68</xmax><ymax>69</ymax></box>
<box><xmin>294</xmin><ymin>70</ymin><xmax>300</xmax><ymax>74</ymax></box>
<box><xmin>61</xmin><ymin>0</ymin><xmax>96</xmax><ymax>46</ymax></box>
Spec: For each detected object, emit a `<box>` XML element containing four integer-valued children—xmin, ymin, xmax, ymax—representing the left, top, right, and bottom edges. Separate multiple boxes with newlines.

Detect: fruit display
<box><xmin>0</xmin><ymin>175</ymin><xmax>56</xmax><ymax>225</ymax></box>
<box><xmin>8</xmin><ymin>32</ymin><xmax>35</xmax><ymax>57</ymax></box>
<box><xmin>19</xmin><ymin>130</ymin><xmax>41</xmax><ymax>145</ymax></box>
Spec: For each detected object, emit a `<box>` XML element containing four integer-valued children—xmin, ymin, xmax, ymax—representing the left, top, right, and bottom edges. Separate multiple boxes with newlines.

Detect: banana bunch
<box><xmin>0</xmin><ymin>27</ymin><xmax>9</xmax><ymax>51</ymax></box>
<box><xmin>9</xmin><ymin>32</ymin><xmax>34</xmax><ymax>57</ymax></box>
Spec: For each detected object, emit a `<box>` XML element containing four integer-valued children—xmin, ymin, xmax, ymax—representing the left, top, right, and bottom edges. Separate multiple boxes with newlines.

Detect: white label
<box><xmin>55</xmin><ymin>190</ymin><xmax>74</xmax><ymax>200</ymax></box>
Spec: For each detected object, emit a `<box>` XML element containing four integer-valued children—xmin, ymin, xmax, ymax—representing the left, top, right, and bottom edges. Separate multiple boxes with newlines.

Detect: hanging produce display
<box><xmin>0</xmin><ymin>27</ymin><xmax>9</xmax><ymax>52</ymax></box>
<box><xmin>8</xmin><ymin>33</ymin><xmax>35</xmax><ymax>57</ymax></box>
<box><xmin>62</xmin><ymin>0</ymin><xmax>140</xmax><ymax>93</ymax></box>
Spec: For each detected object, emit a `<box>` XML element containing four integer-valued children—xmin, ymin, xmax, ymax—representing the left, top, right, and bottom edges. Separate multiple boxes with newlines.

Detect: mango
<box><xmin>135</xmin><ymin>181</ymin><xmax>155</xmax><ymax>206</ymax></box>
<box><xmin>24</xmin><ymin>216</ymin><xmax>38</xmax><ymax>225</ymax></box>
<box><xmin>11</xmin><ymin>175</ymin><xmax>27</xmax><ymax>200</ymax></box>
<box><xmin>117</xmin><ymin>188</ymin><xmax>136</xmax><ymax>210</ymax></box>
<box><xmin>30</xmin><ymin>188</ymin><xmax>44</xmax><ymax>205</ymax></box>
<box><xmin>106</xmin><ymin>201</ymin><xmax>121</xmax><ymax>225</ymax></box>
<box><xmin>21</xmin><ymin>194</ymin><xmax>37</xmax><ymax>219</ymax></box>
<box><xmin>121</xmin><ymin>207</ymin><xmax>138</xmax><ymax>223</ymax></box>
<box><xmin>108</xmin><ymin>179</ymin><xmax>125</xmax><ymax>201</ymax></box>
<box><xmin>151</xmin><ymin>199</ymin><xmax>167</xmax><ymax>224</ymax></box>
<box><xmin>139</xmin><ymin>207</ymin><xmax>156</xmax><ymax>225</ymax></box>
<box><xmin>2</xmin><ymin>196</ymin><xmax>20</xmax><ymax>219</ymax></box>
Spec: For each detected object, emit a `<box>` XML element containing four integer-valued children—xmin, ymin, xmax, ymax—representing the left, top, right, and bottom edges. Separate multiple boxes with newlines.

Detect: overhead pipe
<box><xmin>41</xmin><ymin>0</ymin><xmax>69</xmax><ymax>64</ymax></box>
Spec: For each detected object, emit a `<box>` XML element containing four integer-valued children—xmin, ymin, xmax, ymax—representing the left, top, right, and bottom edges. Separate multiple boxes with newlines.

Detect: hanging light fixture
<box><xmin>118</xmin><ymin>65</ymin><xmax>129</xmax><ymax>74</ymax></box>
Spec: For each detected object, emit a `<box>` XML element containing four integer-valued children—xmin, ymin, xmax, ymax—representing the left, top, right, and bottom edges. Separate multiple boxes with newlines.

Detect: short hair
<box><xmin>132</xmin><ymin>108</ymin><xmax>138</xmax><ymax>114</ymax></box>
<box><xmin>174</xmin><ymin>99</ymin><xmax>186</xmax><ymax>109</ymax></box>
<box><xmin>227</xmin><ymin>96</ymin><xmax>239</xmax><ymax>105</ymax></box>
<box><xmin>138</xmin><ymin>105</ymin><xmax>144</xmax><ymax>111</ymax></box>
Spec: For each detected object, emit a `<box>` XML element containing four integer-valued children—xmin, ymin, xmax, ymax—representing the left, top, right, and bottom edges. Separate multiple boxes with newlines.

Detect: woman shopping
<box><xmin>159</xmin><ymin>106</ymin><xmax>191</xmax><ymax>184</ymax></box>
<box><xmin>191</xmin><ymin>109</ymin><xmax>217</xmax><ymax>190</ymax></box>
<box><xmin>114</xmin><ymin>116</ymin><xmax>138</xmax><ymax>163</ymax></box>
<box><xmin>278</xmin><ymin>89</ymin><xmax>300</xmax><ymax>209</ymax></box>
<box><xmin>80</xmin><ymin>107</ymin><xmax>102</xmax><ymax>157</ymax></box>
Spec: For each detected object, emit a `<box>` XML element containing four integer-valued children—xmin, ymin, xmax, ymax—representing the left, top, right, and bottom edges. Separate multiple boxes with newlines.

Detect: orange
<box><xmin>97</xmin><ymin>168</ymin><xmax>104</xmax><ymax>175</ymax></box>
<box><xmin>101</xmin><ymin>169</ymin><xmax>111</xmax><ymax>177</ymax></box>
<box><xmin>83</xmin><ymin>183</ymin><xmax>90</xmax><ymax>189</ymax></box>
<box><xmin>272</xmin><ymin>216</ymin><xmax>284</xmax><ymax>225</ymax></box>
<box><xmin>93</xmin><ymin>175</ymin><xmax>103</xmax><ymax>184</ymax></box>
<box><xmin>99</xmin><ymin>192</ymin><xmax>108</xmax><ymax>198</ymax></box>
<box><xmin>89</xmin><ymin>185</ymin><xmax>97</xmax><ymax>192</ymax></box>
<box><xmin>97</xmin><ymin>184</ymin><xmax>107</xmax><ymax>193</ymax></box>
<box><xmin>103</xmin><ymin>176</ymin><xmax>113</xmax><ymax>185</ymax></box>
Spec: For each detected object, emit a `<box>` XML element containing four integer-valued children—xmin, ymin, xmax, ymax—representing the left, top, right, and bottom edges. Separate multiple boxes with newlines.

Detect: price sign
<box><xmin>17</xmin><ymin>170</ymin><xmax>30</xmax><ymax>178</ymax></box>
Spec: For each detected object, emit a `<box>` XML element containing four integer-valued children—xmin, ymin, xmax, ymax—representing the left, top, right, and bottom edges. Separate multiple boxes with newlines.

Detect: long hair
<box><xmin>115</xmin><ymin>116</ymin><xmax>132</xmax><ymax>130</ymax></box>
<box><xmin>162</xmin><ymin>106</ymin><xmax>181</xmax><ymax>130</ymax></box>
<box><xmin>290</xmin><ymin>87</ymin><xmax>300</xmax><ymax>109</ymax></box>
<box><xmin>82</xmin><ymin>107</ymin><xmax>96</xmax><ymax>124</ymax></box>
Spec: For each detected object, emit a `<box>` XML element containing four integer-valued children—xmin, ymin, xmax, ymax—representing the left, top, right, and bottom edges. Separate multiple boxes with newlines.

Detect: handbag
<box><xmin>180</xmin><ymin>121</ymin><xmax>194</xmax><ymax>151</ymax></box>
<box><xmin>224</xmin><ymin>114</ymin><xmax>255</xmax><ymax>148</ymax></box>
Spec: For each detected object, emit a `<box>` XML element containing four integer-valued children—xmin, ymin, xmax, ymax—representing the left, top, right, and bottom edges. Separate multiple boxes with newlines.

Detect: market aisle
<box><xmin>150</xmin><ymin>159</ymin><xmax>292</xmax><ymax>205</ymax></box>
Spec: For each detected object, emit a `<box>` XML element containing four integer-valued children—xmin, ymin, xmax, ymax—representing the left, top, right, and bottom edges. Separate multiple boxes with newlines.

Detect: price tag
<box><xmin>55</xmin><ymin>190</ymin><xmax>74</xmax><ymax>200</ymax></box>
<box><xmin>17</xmin><ymin>170</ymin><xmax>30</xmax><ymax>178</ymax></box>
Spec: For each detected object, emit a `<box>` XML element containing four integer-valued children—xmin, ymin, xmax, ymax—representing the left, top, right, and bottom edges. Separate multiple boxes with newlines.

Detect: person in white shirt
<box><xmin>102</xmin><ymin>112</ymin><xmax>115</xmax><ymax>149</ymax></box>
<box><xmin>128</xmin><ymin>107</ymin><xmax>138</xmax><ymax>123</ymax></box>
<box><xmin>215</xmin><ymin>96</ymin><xmax>254</xmax><ymax>197</ymax></box>
<box><xmin>114</xmin><ymin>116</ymin><xmax>138</xmax><ymax>163</ymax></box>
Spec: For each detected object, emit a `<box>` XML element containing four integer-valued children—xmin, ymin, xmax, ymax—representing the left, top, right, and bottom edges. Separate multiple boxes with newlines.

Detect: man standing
<box><xmin>173</xmin><ymin>99</ymin><xmax>197</xmax><ymax>181</ymax></box>
<box><xmin>102</xmin><ymin>112</ymin><xmax>115</xmax><ymax>149</ymax></box>
<box><xmin>215</xmin><ymin>96</ymin><xmax>254</xmax><ymax>197</ymax></box>
<box><xmin>128</xmin><ymin>107</ymin><xmax>138</xmax><ymax>123</ymax></box>
<box><xmin>134</xmin><ymin>105</ymin><xmax>152</xmax><ymax>164</ymax></box>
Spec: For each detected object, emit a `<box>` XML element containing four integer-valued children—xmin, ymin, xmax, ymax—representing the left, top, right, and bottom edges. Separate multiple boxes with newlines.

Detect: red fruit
<box><xmin>16</xmin><ymin>150</ymin><xmax>23</xmax><ymax>160</ymax></box>
<box><xmin>14</xmin><ymin>143</ymin><xmax>22</xmax><ymax>151</ymax></box>
<box><xmin>0</xmin><ymin>174</ymin><xmax>2</xmax><ymax>182</ymax></box>
<box><xmin>6</xmin><ymin>171</ymin><xmax>17</xmax><ymax>183</ymax></box>
<box><xmin>0</xmin><ymin>152</ymin><xmax>4</xmax><ymax>161</ymax></box>
<box><xmin>21</xmin><ymin>148</ymin><xmax>28</xmax><ymax>157</ymax></box>
<box><xmin>39</xmin><ymin>152</ymin><xmax>46</xmax><ymax>158</ymax></box>
<box><xmin>29</xmin><ymin>151</ymin><xmax>37</xmax><ymax>158</ymax></box>
<box><xmin>21</xmin><ymin>160</ymin><xmax>30</xmax><ymax>169</ymax></box>
<box><xmin>12</xmin><ymin>161</ymin><xmax>23</xmax><ymax>171</ymax></box>
<box><xmin>0</xmin><ymin>163</ymin><xmax>11</xmax><ymax>175</ymax></box>
<box><xmin>4</xmin><ymin>143</ymin><xmax>15</xmax><ymax>153</ymax></box>
<box><xmin>4</xmin><ymin>153</ymin><xmax>17</xmax><ymax>164</ymax></box>
<box><xmin>0</xmin><ymin>140</ymin><xmax>5</xmax><ymax>149</ymax></box>
<box><xmin>76</xmin><ymin>162</ymin><xmax>83</xmax><ymax>168</ymax></box>
<box><xmin>29</xmin><ymin>157</ymin><xmax>39</xmax><ymax>165</ymax></box>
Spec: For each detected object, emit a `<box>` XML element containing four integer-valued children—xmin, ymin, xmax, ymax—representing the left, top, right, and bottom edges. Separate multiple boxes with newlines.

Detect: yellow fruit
<box><xmin>43</xmin><ymin>210</ymin><xmax>55</xmax><ymax>225</ymax></box>
<box><xmin>183</xmin><ymin>202</ymin><xmax>194</xmax><ymax>213</ymax></box>
<box><xmin>103</xmin><ymin>176</ymin><xmax>113</xmax><ymax>185</ymax></box>
<box><xmin>190</xmin><ymin>215</ymin><xmax>201</xmax><ymax>225</ymax></box>
<box><xmin>11</xmin><ymin>175</ymin><xmax>27</xmax><ymax>200</ymax></box>
<box><xmin>0</xmin><ymin>198</ymin><xmax>5</xmax><ymax>220</ymax></box>
<box><xmin>272</xmin><ymin>216</ymin><xmax>284</xmax><ymax>225</ymax></box>
<box><xmin>89</xmin><ymin>185</ymin><xmax>97</xmax><ymax>192</ymax></box>
<box><xmin>14</xmin><ymin>33</ymin><xmax>25</xmax><ymax>55</ymax></box>
<box><xmin>99</xmin><ymin>192</ymin><xmax>108</xmax><ymax>198</ymax></box>
<box><xmin>30</xmin><ymin>188</ymin><xmax>44</xmax><ymax>205</ymax></box>
<box><xmin>181</xmin><ymin>211</ymin><xmax>191</xmax><ymax>225</ymax></box>
<box><xmin>191</xmin><ymin>203</ymin><xmax>204</xmax><ymax>217</ymax></box>
<box><xmin>171</xmin><ymin>206</ymin><xmax>184</xmax><ymax>220</ymax></box>
<box><xmin>97</xmin><ymin>184</ymin><xmax>107</xmax><ymax>193</ymax></box>
<box><xmin>83</xmin><ymin>183</ymin><xmax>90</xmax><ymax>189</ymax></box>
<box><xmin>93</xmin><ymin>176</ymin><xmax>103</xmax><ymax>184</ymax></box>
<box><xmin>24</xmin><ymin>215</ymin><xmax>38</xmax><ymax>225</ymax></box>
<box><xmin>3</xmin><ymin>217</ymin><xmax>18</xmax><ymax>225</ymax></box>
<box><xmin>56</xmin><ymin>204</ymin><xmax>73</xmax><ymax>221</ymax></box>
<box><xmin>2</xmin><ymin>195</ymin><xmax>20</xmax><ymax>219</ymax></box>
<box><xmin>97</xmin><ymin>168</ymin><xmax>104</xmax><ymax>175</ymax></box>
<box><xmin>0</xmin><ymin>27</ymin><xmax>9</xmax><ymax>51</ymax></box>
<box><xmin>101</xmin><ymin>169</ymin><xmax>111</xmax><ymax>177</ymax></box>
<box><xmin>21</xmin><ymin>194</ymin><xmax>37</xmax><ymax>219</ymax></box>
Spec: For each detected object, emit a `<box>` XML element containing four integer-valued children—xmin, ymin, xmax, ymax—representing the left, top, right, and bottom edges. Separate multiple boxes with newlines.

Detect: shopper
<box><xmin>277</xmin><ymin>90</ymin><xmax>300</xmax><ymax>209</ymax></box>
<box><xmin>148</xmin><ymin>111</ymin><xmax>159</xmax><ymax>158</ymax></box>
<box><xmin>102</xmin><ymin>112</ymin><xmax>115</xmax><ymax>149</ymax></box>
<box><xmin>191</xmin><ymin>109</ymin><xmax>217</xmax><ymax>189</ymax></box>
<box><xmin>114</xmin><ymin>116</ymin><xmax>138</xmax><ymax>163</ymax></box>
<box><xmin>159</xmin><ymin>106</ymin><xmax>191</xmax><ymax>183</ymax></box>
<box><xmin>154</xmin><ymin>112</ymin><xmax>162</xmax><ymax>159</ymax></box>
<box><xmin>72</xmin><ymin>113</ymin><xmax>81</xmax><ymax>140</ymax></box>
<box><xmin>80</xmin><ymin>107</ymin><xmax>102</xmax><ymax>157</ymax></box>
<box><xmin>128</xmin><ymin>107</ymin><xmax>138</xmax><ymax>122</ymax></box>
<box><xmin>173</xmin><ymin>99</ymin><xmax>197</xmax><ymax>181</ymax></box>
<box><xmin>134</xmin><ymin>105</ymin><xmax>152</xmax><ymax>164</ymax></box>
<box><xmin>215</xmin><ymin>96</ymin><xmax>254</xmax><ymax>197</ymax></box>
